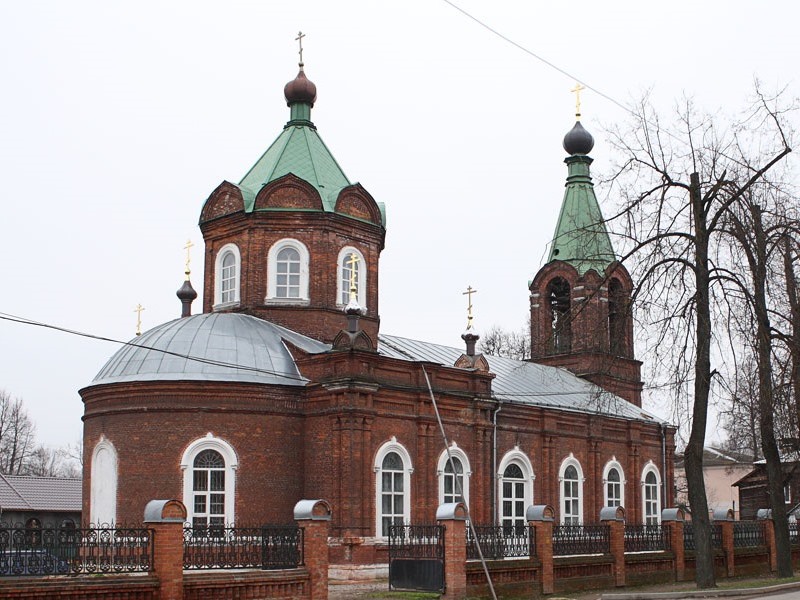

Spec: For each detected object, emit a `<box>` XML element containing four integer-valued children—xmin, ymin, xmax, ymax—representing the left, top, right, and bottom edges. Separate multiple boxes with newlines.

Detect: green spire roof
<box><xmin>547</xmin><ymin>139</ymin><xmax>616</xmax><ymax>276</ymax></box>
<box><xmin>238</xmin><ymin>121</ymin><xmax>352</xmax><ymax>212</ymax></box>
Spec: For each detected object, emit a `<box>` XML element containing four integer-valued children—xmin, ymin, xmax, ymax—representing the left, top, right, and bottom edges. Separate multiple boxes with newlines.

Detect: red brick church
<box><xmin>80</xmin><ymin>60</ymin><xmax>675</xmax><ymax>568</ymax></box>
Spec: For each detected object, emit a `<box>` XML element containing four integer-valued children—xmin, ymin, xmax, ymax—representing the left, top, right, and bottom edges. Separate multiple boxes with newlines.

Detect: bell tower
<box><xmin>529</xmin><ymin>112</ymin><xmax>643</xmax><ymax>407</ymax></box>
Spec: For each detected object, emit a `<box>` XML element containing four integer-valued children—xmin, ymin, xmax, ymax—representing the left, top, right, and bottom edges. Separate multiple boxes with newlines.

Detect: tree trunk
<box><xmin>783</xmin><ymin>236</ymin><xmax>800</xmax><ymax>445</ymax></box>
<box><xmin>686</xmin><ymin>172</ymin><xmax>716</xmax><ymax>589</ymax></box>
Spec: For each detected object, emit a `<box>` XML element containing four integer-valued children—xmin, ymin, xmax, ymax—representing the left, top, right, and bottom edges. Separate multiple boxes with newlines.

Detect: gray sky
<box><xmin>1</xmin><ymin>0</ymin><xmax>797</xmax><ymax>450</ymax></box>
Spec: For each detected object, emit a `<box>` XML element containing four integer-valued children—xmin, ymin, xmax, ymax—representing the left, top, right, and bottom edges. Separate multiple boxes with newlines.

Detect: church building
<box><xmin>80</xmin><ymin>59</ymin><xmax>675</xmax><ymax>568</ymax></box>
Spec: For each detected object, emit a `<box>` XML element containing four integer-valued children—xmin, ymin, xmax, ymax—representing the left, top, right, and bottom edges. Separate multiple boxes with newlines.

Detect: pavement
<box><xmin>599</xmin><ymin>579</ymin><xmax>800</xmax><ymax>600</ymax></box>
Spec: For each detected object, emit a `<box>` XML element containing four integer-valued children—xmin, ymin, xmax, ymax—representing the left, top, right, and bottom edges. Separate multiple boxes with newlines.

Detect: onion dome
<box><xmin>176</xmin><ymin>278</ymin><xmax>197</xmax><ymax>318</ymax></box>
<box><xmin>563</xmin><ymin>121</ymin><xmax>594</xmax><ymax>155</ymax></box>
<box><xmin>284</xmin><ymin>66</ymin><xmax>317</xmax><ymax>107</ymax></box>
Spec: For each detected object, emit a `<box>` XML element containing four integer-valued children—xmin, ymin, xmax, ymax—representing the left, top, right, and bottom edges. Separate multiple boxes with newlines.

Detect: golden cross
<box><xmin>296</xmin><ymin>31</ymin><xmax>305</xmax><ymax>64</ymax></box>
<box><xmin>346</xmin><ymin>253</ymin><xmax>360</xmax><ymax>301</ymax></box>
<box><xmin>134</xmin><ymin>304</ymin><xmax>145</xmax><ymax>336</ymax></box>
<box><xmin>462</xmin><ymin>285</ymin><xmax>477</xmax><ymax>329</ymax></box>
<box><xmin>183</xmin><ymin>239</ymin><xmax>194</xmax><ymax>276</ymax></box>
<box><xmin>571</xmin><ymin>83</ymin><xmax>586</xmax><ymax>120</ymax></box>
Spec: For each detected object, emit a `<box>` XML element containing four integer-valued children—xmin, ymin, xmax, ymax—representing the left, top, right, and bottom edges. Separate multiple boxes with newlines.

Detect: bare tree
<box><xmin>0</xmin><ymin>389</ymin><xmax>36</xmax><ymax>475</ymax></box>
<box><xmin>479</xmin><ymin>324</ymin><xmax>531</xmax><ymax>360</ymax></box>
<box><xmin>605</xmin><ymin>88</ymin><xmax>793</xmax><ymax>586</ymax></box>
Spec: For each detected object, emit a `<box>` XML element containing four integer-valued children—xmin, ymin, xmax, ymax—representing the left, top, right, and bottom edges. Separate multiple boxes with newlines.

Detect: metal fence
<box><xmin>624</xmin><ymin>525</ymin><xmax>670</xmax><ymax>553</ymax></box>
<box><xmin>683</xmin><ymin>523</ymin><xmax>722</xmax><ymax>551</ymax></box>
<box><xmin>733</xmin><ymin>521</ymin><xmax>765</xmax><ymax>548</ymax></box>
<box><xmin>0</xmin><ymin>522</ymin><xmax>154</xmax><ymax>577</ymax></box>
<box><xmin>552</xmin><ymin>524</ymin><xmax>610</xmax><ymax>556</ymax></box>
<box><xmin>183</xmin><ymin>525</ymin><xmax>303</xmax><ymax>570</ymax></box>
<box><xmin>466</xmin><ymin>525</ymin><xmax>533</xmax><ymax>560</ymax></box>
<box><xmin>789</xmin><ymin>522</ymin><xmax>800</xmax><ymax>546</ymax></box>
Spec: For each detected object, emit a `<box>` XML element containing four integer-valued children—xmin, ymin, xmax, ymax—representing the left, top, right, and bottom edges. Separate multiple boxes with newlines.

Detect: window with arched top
<box><xmin>266</xmin><ymin>239</ymin><xmax>310</xmax><ymax>302</ymax></box>
<box><xmin>498</xmin><ymin>450</ymin><xmax>534</xmax><ymax>531</ymax></box>
<box><xmin>603</xmin><ymin>459</ymin><xmax>626</xmax><ymax>508</ymax></box>
<box><xmin>337</xmin><ymin>247</ymin><xmax>367</xmax><ymax>308</ymax></box>
<box><xmin>90</xmin><ymin>437</ymin><xmax>118</xmax><ymax>526</ymax></box>
<box><xmin>181</xmin><ymin>434</ymin><xmax>238</xmax><ymax>527</ymax></box>
<box><xmin>214</xmin><ymin>244</ymin><xmax>241</xmax><ymax>308</ymax></box>
<box><xmin>374</xmin><ymin>439</ymin><xmax>413</xmax><ymax>537</ymax></box>
<box><xmin>437</xmin><ymin>445</ymin><xmax>471</xmax><ymax>506</ymax></box>
<box><xmin>642</xmin><ymin>463</ymin><xmax>662</xmax><ymax>525</ymax></box>
<box><xmin>546</xmin><ymin>277</ymin><xmax>571</xmax><ymax>354</ymax></box>
<box><xmin>559</xmin><ymin>456</ymin><xmax>584</xmax><ymax>524</ymax></box>
<box><xmin>608</xmin><ymin>278</ymin><xmax>627</xmax><ymax>355</ymax></box>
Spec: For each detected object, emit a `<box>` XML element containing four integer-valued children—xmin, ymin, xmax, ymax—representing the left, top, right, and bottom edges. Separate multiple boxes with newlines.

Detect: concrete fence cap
<box><xmin>661</xmin><ymin>507</ymin><xmax>685</xmax><ymax>522</ymax></box>
<box><xmin>712</xmin><ymin>508</ymin><xmax>734</xmax><ymax>522</ymax></box>
<box><xmin>756</xmin><ymin>508</ymin><xmax>773</xmax><ymax>520</ymax></box>
<box><xmin>526</xmin><ymin>505</ymin><xmax>555</xmax><ymax>522</ymax></box>
<box><xmin>436</xmin><ymin>502</ymin><xmax>468</xmax><ymax>521</ymax></box>
<box><xmin>599</xmin><ymin>506</ymin><xmax>625</xmax><ymax>522</ymax></box>
<box><xmin>144</xmin><ymin>499</ymin><xmax>187</xmax><ymax>523</ymax></box>
<box><xmin>293</xmin><ymin>499</ymin><xmax>332</xmax><ymax>521</ymax></box>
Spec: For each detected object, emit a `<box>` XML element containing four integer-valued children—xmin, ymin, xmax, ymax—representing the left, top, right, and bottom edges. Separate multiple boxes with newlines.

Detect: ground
<box><xmin>328</xmin><ymin>575</ymin><xmax>800</xmax><ymax>599</ymax></box>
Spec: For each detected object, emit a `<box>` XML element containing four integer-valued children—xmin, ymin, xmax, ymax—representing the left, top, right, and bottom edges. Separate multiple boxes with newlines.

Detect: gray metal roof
<box><xmin>0</xmin><ymin>475</ymin><xmax>81</xmax><ymax>512</ymax></box>
<box><xmin>378</xmin><ymin>334</ymin><xmax>661</xmax><ymax>423</ymax></box>
<box><xmin>92</xmin><ymin>313</ymin><xmax>329</xmax><ymax>387</ymax></box>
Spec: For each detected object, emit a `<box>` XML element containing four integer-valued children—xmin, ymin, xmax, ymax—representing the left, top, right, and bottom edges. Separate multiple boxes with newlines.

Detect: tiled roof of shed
<box><xmin>0</xmin><ymin>475</ymin><xmax>81</xmax><ymax>512</ymax></box>
<box><xmin>378</xmin><ymin>333</ymin><xmax>661</xmax><ymax>423</ymax></box>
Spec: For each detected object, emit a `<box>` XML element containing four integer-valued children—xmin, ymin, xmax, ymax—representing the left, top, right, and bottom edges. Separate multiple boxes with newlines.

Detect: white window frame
<box><xmin>337</xmin><ymin>246</ymin><xmax>367</xmax><ymax>308</ymax></box>
<box><xmin>374</xmin><ymin>437</ymin><xmax>413</xmax><ymax>538</ymax></box>
<box><xmin>266</xmin><ymin>238</ymin><xmax>310</xmax><ymax>303</ymax></box>
<box><xmin>181</xmin><ymin>433</ymin><xmax>238</xmax><ymax>526</ymax></box>
<box><xmin>214</xmin><ymin>243</ymin><xmax>241</xmax><ymax>309</ymax></box>
<box><xmin>641</xmin><ymin>462</ymin><xmax>662</xmax><ymax>525</ymax></box>
<box><xmin>90</xmin><ymin>436</ymin><xmax>118</xmax><ymax>526</ymax></box>
<box><xmin>559</xmin><ymin>454</ymin><xmax>584</xmax><ymax>525</ymax></box>
<box><xmin>437</xmin><ymin>443</ymin><xmax>471</xmax><ymax>506</ymax></box>
<box><xmin>603</xmin><ymin>458</ymin><xmax>626</xmax><ymax>508</ymax></box>
<box><xmin>497</xmin><ymin>449</ymin><xmax>535</xmax><ymax>528</ymax></box>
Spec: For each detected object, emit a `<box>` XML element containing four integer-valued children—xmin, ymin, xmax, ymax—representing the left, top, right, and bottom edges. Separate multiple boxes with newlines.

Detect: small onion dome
<box><xmin>563</xmin><ymin>120</ymin><xmax>594</xmax><ymax>155</ymax></box>
<box><xmin>284</xmin><ymin>66</ymin><xmax>317</xmax><ymax>107</ymax></box>
<box><xmin>176</xmin><ymin>278</ymin><xmax>198</xmax><ymax>302</ymax></box>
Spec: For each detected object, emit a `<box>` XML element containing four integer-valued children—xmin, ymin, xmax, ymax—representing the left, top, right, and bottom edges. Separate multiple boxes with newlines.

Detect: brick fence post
<box><xmin>295</xmin><ymin>499</ymin><xmax>332</xmax><ymax>600</ymax></box>
<box><xmin>600</xmin><ymin>506</ymin><xmax>626</xmax><ymax>587</ymax></box>
<box><xmin>758</xmin><ymin>509</ymin><xmax>777</xmax><ymax>573</ymax></box>
<box><xmin>144</xmin><ymin>499</ymin><xmax>187</xmax><ymax>600</ymax></box>
<box><xmin>436</xmin><ymin>502</ymin><xmax>468</xmax><ymax>600</ymax></box>
<box><xmin>527</xmin><ymin>504</ymin><xmax>555</xmax><ymax>595</ymax></box>
<box><xmin>713</xmin><ymin>509</ymin><xmax>735</xmax><ymax>577</ymax></box>
<box><xmin>662</xmin><ymin>508</ymin><xmax>686</xmax><ymax>582</ymax></box>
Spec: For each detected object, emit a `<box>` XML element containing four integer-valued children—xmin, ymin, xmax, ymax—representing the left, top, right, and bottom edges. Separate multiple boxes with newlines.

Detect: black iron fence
<box><xmin>183</xmin><ymin>525</ymin><xmax>302</xmax><ymax>570</ymax></box>
<box><xmin>552</xmin><ymin>524</ymin><xmax>610</xmax><ymax>556</ymax></box>
<box><xmin>733</xmin><ymin>521</ymin><xmax>765</xmax><ymax>548</ymax></box>
<box><xmin>789</xmin><ymin>522</ymin><xmax>800</xmax><ymax>546</ymax></box>
<box><xmin>624</xmin><ymin>524</ymin><xmax>670</xmax><ymax>553</ymax></box>
<box><xmin>0</xmin><ymin>522</ymin><xmax>153</xmax><ymax>577</ymax></box>
<box><xmin>466</xmin><ymin>525</ymin><xmax>533</xmax><ymax>560</ymax></box>
<box><xmin>683</xmin><ymin>523</ymin><xmax>722</xmax><ymax>552</ymax></box>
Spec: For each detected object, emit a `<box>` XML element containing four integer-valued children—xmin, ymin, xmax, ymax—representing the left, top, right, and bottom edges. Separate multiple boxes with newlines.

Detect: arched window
<box><xmin>214</xmin><ymin>244</ymin><xmax>241</xmax><ymax>308</ymax></box>
<box><xmin>608</xmin><ymin>278</ymin><xmax>626</xmax><ymax>355</ymax></box>
<box><xmin>559</xmin><ymin>455</ymin><xmax>584</xmax><ymax>524</ymax></box>
<box><xmin>267</xmin><ymin>239</ymin><xmax>310</xmax><ymax>302</ymax></box>
<box><xmin>546</xmin><ymin>277</ymin><xmax>571</xmax><ymax>354</ymax></box>
<box><xmin>374</xmin><ymin>439</ymin><xmax>413</xmax><ymax>537</ymax></box>
<box><xmin>642</xmin><ymin>463</ymin><xmax>661</xmax><ymax>525</ymax></box>
<box><xmin>181</xmin><ymin>434</ymin><xmax>238</xmax><ymax>527</ymax></box>
<box><xmin>498</xmin><ymin>450</ymin><xmax>534</xmax><ymax>531</ymax></box>
<box><xmin>337</xmin><ymin>247</ymin><xmax>367</xmax><ymax>308</ymax></box>
<box><xmin>90</xmin><ymin>437</ymin><xmax>118</xmax><ymax>526</ymax></box>
<box><xmin>437</xmin><ymin>444</ymin><xmax>471</xmax><ymax>506</ymax></box>
<box><xmin>603</xmin><ymin>459</ymin><xmax>625</xmax><ymax>508</ymax></box>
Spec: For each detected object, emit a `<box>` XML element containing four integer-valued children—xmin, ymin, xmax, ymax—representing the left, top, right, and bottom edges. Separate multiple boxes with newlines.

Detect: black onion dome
<box><xmin>563</xmin><ymin>121</ymin><xmax>594</xmax><ymax>155</ymax></box>
<box><xmin>176</xmin><ymin>279</ymin><xmax>198</xmax><ymax>301</ymax></box>
<box><xmin>284</xmin><ymin>67</ymin><xmax>317</xmax><ymax>107</ymax></box>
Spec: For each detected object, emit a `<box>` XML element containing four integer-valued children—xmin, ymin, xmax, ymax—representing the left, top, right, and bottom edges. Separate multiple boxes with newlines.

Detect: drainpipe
<box><xmin>660</xmin><ymin>422</ymin><xmax>668</xmax><ymax>509</ymax></box>
<box><xmin>492</xmin><ymin>400</ymin><xmax>502</xmax><ymax>527</ymax></box>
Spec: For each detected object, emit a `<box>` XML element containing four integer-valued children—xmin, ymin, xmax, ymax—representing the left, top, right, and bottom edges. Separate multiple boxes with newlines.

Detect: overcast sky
<box><xmin>1</xmin><ymin>0</ymin><xmax>798</xmax><ymax>451</ymax></box>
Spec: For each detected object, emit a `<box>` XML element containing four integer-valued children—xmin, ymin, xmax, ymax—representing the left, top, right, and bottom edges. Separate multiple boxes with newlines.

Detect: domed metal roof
<box><xmin>91</xmin><ymin>313</ymin><xmax>329</xmax><ymax>387</ymax></box>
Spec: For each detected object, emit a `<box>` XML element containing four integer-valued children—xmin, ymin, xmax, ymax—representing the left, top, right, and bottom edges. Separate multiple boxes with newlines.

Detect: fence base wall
<box><xmin>624</xmin><ymin>553</ymin><xmax>675</xmax><ymax>587</ymax></box>
<box><xmin>466</xmin><ymin>558</ymin><xmax>540</xmax><ymax>598</ymax></box>
<box><xmin>554</xmin><ymin>555</ymin><xmax>615</xmax><ymax>593</ymax></box>
<box><xmin>0</xmin><ymin>575</ymin><xmax>159</xmax><ymax>600</ymax></box>
<box><xmin>184</xmin><ymin>569</ymin><xmax>311</xmax><ymax>600</ymax></box>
